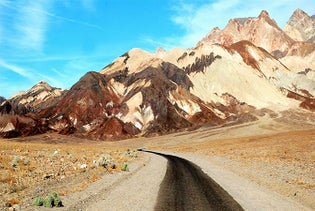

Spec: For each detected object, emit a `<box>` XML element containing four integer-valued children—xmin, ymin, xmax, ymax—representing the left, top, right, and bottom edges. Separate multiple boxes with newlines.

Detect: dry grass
<box><xmin>0</xmin><ymin>136</ymin><xmax>139</xmax><ymax>209</ymax></box>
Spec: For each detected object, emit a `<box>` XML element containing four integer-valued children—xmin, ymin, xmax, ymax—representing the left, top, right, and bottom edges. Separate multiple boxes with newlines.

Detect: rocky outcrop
<box><xmin>0</xmin><ymin>114</ymin><xmax>49</xmax><ymax>138</ymax></box>
<box><xmin>184</xmin><ymin>52</ymin><xmax>222</xmax><ymax>74</ymax></box>
<box><xmin>0</xmin><ymin>96</ymin><xmax>5</xmax><ymax>104</ymax></box>
<box><xmin>0</xmin><ymin>100</ymin><xmax>12</xmax><ymax>115</ymax></box>
<box><xmin>284</xmin><ymin>88</ymin><xmax>315</xmax><ymax>111</ymax></box>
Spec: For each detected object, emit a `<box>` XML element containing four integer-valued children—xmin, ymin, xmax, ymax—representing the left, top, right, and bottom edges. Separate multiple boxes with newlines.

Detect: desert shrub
<box><xmin>43</xmin><ymin>195</ymin><xmax>54</xmax><ymax>208</ymax></box>
<box><xmin>23</xmin><ymin>158</ymin><xmax>30</xmax><ymax>165</ymax></box>
<box><xmin>50</xmin><ymin>192</ymin><xmax>62</xmax><ymax>207</ymax></box>
<box><xmin>121</xmin><ymin>162</ymin><xmax>128</xmax><ymax>171</ymax></box>
<box><xmin>97</xmin><ymin>156</ymin><xmax>107</xmax><ymax>168</ymax></box>
<box><xmin>32</xmin><ymin>192</ymin><xmax>63</xmax><ymax>208</ymax></box>
<box><xmin>11</xmin><ymin>156</ymin><xmax>20</xmax><ymax>167</ymax></box>
<box><xmin>97</xmin><ymin>155</ymin><xmax>116</xmax><ymax>169</ymax></box>
<box><xmin>32</xmin><ymin>197</ymin><xmax>44</xmax><ymax>206</ymax></box>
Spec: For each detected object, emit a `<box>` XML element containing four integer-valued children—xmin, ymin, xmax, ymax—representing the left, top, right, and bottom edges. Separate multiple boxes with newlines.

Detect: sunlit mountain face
<box><xmin>1</xmin><ymin>9</ymin><xmax>315</xmax><ymax>140</ymax></box>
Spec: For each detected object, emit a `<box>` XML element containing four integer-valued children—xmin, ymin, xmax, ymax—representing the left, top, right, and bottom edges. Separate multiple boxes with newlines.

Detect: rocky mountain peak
<box><xmin>212</xmin><ymin>26</ymin><xmax>221</xmax><ymax>31</ymax></box>
<box><xmin>258</xmin><ymin>10</ymin><xmax>270</xmax><ymax>18</ymax></box>
<box><xmin>197</xmin><ymin>10</ymin><xmax>293</xmax><ymax>57</ymax></box>
<box><xmin>155</xmin><ymin>46</ymin><xmax>166</xmax><ymax>54</ymax></box>
<box><xmin>234</xmin><ymin>18</ymin><xmax>251</xmax><ymax>26</ymax></box>
<box><xmin>30</xmin><ymin>80</ymin><xmax>53</xmax><ymax>92</ymax></box>
<box><xmin>292</xmin><ymin>8</ymin><xmax>309</xmax><ymax>18</ymax></box>
<box><xmin>226</xmin><ymin>18</ymin><xmax>243</xmax><ymax>30</ymax></box>
<box><xmin>155</xmin><ymin>46</ymin><xmax>166</xmax><ymax>58</ymax></box>
<box><xmin>283</xmin><ymin>9</ymin><xmax>315</xmax><ymax>42</ymax></box>
<box><xmin>257</xmin><ymin>10</ymin><xmax>279</xmax><ymax>28</ymax></box>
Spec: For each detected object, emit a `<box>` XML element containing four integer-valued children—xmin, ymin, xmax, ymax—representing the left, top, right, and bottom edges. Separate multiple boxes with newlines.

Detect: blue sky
<box><xmin>0</xmin><ymin>0</ymin><xmax>314</xmax><ymax>98</ymax></box>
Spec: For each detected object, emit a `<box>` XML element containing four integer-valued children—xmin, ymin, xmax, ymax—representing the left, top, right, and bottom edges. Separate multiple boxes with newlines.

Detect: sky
<box><xmin>0</xmin><ymin>0</ymin><xmax>314</xmax><ymax>98</ymax></box>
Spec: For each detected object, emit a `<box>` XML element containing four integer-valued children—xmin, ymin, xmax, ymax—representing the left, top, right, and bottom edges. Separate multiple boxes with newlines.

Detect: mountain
<box><xmin>1</xmin><ymin>9</ymin><xmax>315</xmax><ymax>140</ymax></box>
<box><xmin>280</xmin><ymin>9</ymin><xmax>315</xmax><ymax>72</ymax></box>
<box><xmin>0</xmin><ymin>81</ymin><xmax>64</xmax><ymax>138</ymax></box>
<box><xmin>43</xmin><ymin>71</ymin><xmax>140</xmax><ymax>139</ymax></box>
<box><xmin>283</xmin><ymin>9</ymin><xmax>315</xmax><ymax>42</ymax></box>
<box><xmin>198</xmin><ymin>10</ymin><xmax>295</xmax><ymax>58</ymax></box>
<box><xmin>9</xmin><ymin>81</ymin><xmax>64</xmax><ymax>114</ymax></box>
<box><xmin>198</xmin><ymin>9</ymin><xmax>315</xmax><ymax>71</ymax></box>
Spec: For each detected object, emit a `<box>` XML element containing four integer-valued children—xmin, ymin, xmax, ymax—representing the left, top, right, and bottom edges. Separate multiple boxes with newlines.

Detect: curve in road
<box><xmin>143</xmin><ymin>150</ymin><xmax>244</xmax><ymax>211</ymax></box>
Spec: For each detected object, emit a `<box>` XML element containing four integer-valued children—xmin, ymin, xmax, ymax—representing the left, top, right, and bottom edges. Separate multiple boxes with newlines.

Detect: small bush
<box><xmin>97</xmin><ymin>157</ymin><xmax>107</xmax><ymax>168</ymax></box>
<box><xmin>121</xmin><ymin>162</ymin><xmax>128</xmax><ymax>171</ymax></box>
<box><xmin>11</xmin><ymin>156</ymin><xmax>20</xmax><ymax>167</ymax></box>
<box><xmin>32</xmin><ymin>197</ymin><xmax>44</xmax><ymax>206</ymax></box>
<box><xmin>50</xmin><ymin>192</ymin><xmax>62</xmax><ymax>207</ymax></box>
<box><xmin>23</xmin><ymin>158</ymin><xmax>30</xmax><ymax>165</ymax></box>
<box><xmin>43</xmin><ymin>195</ymin><xmax>54</xmax><ymax>208</ymax></box>
<box><xmin>32</xmin><ymin>192</ymin><xmax>63</xmax><ymax>208</ymax></box>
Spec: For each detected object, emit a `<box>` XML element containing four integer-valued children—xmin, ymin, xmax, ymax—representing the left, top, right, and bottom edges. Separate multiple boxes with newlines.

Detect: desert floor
<box><xmin>1</xmin><ymin>109</ymin><xmax>314</xmax><ymax>210</ymax></box>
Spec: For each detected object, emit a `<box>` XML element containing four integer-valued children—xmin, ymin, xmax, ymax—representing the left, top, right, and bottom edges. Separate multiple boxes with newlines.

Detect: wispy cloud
<box><xmin>0</xmin><ymin>0</ymin><xmax>103</xmax><ymax>54</ymax></box>
<box><xmin>159</xmin><ymin>0</ymin><xmax>315</xmax><ymax>48</ymax></box>
<box><xmin>11</xmin><ymin>0</ymin><xmax>50</xmax><ymax>51</ymax></box>
<box><xmin>0</xmin><ymin>59</ymin><xmax>33</xmax><ymax>79</ymax></box>
<box><xmin>45</xmin><ymin>11</ymin><xmax>104</xmax><ymax>31</ymax></box>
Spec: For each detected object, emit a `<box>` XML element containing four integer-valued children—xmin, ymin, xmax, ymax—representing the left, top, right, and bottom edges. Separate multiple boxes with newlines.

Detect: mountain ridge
<box><xmin>1</xmin><ymin>9</ymin><xmax>314</xmax><ymax>140</ymax></box>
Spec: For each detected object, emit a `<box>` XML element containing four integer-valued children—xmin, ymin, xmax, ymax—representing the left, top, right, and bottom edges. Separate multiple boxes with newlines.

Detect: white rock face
<box><xmin>168</xmin><ymin>91</ymin><xmax>201</xmax><ymax>116</ymax></box>
<box><xmin>0</xmin><ymin>122</ymin><xmax>15</xmax><ymax>132</ymax></box>
<box><xmin>100</xmin><ymin>48</ymin><xmax>160</xmax><ymax>75</ymax></box>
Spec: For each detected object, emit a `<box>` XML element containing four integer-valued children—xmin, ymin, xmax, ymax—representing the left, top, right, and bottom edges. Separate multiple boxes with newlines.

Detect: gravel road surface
<box><xmin>145</xmin><ymin>151</ymin><xmax>244</xmax><ymax>211</ymax></box>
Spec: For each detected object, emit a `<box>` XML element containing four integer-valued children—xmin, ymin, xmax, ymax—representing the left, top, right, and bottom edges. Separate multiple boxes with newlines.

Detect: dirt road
<box><xmin>147</xmin><ymin>151</ymin><xmax>244</xmax><ymax>211</ymax></box>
